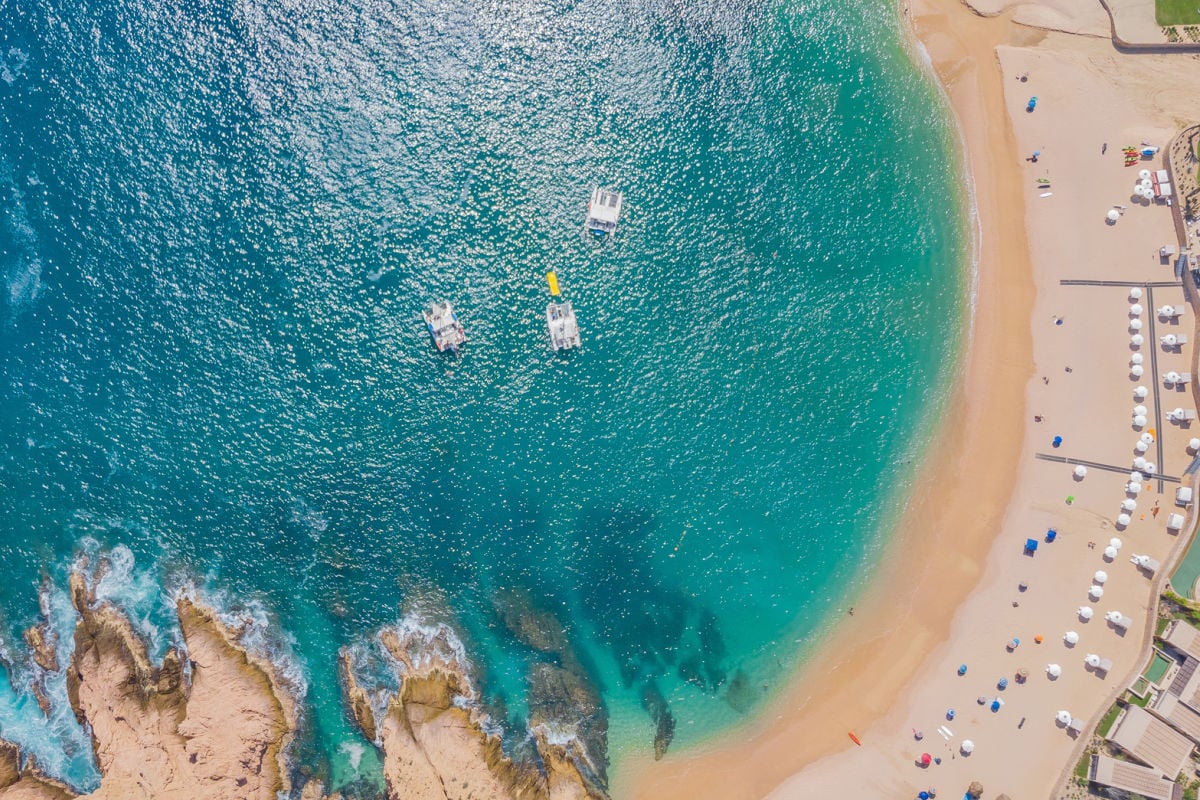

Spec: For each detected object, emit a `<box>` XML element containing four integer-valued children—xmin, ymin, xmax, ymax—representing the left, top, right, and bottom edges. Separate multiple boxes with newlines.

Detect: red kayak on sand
<box><xmin>848</xmin><ymin>732</ymin><xmax>862</xmax><ymax>746</ymax></box>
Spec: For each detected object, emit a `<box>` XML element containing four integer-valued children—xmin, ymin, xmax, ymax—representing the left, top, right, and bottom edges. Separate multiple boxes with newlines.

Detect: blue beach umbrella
<box><xmin>958</xmin><ymin>664</ymin><xmax>968</xmax><ymax>676</ymax></box>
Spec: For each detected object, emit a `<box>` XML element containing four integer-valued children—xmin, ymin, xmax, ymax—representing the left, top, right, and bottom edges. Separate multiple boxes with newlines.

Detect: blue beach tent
<box><xmin>1046</xmin><ymin>529</ymin><xmax>1058</xmax><ymax>543</ymax></box>
<box><xmin>1025</xmin><ymin>538</ymin><xmax>1039</xmax><ymax>554</ymax></box>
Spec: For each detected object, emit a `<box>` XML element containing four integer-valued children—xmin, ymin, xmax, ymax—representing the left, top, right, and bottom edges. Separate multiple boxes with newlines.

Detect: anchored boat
<box><xmin>546</xmin><ymin>301</ymin><xmax>581</xmax><ymax>350</ymax></box>
<box><xmin>423</xmin><ymin>301</ymin><xmax>466</xmax><ymax>353</ymax></box>
<box><xmin>584</xmin><ymin>187</ymin><xmax>623</xmax><ymax>236</ymax></box>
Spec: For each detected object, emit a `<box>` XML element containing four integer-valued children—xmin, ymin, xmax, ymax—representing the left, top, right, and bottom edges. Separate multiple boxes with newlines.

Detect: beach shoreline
<box><xmin>620</xmin><ymin>0</ymin><xmax>1200</xmax><ymax>797</ymax></box>
<box><xmin>613</xmin><ymin>2</ymin><xmax>1036</xmax><ymax>796</ymax></box>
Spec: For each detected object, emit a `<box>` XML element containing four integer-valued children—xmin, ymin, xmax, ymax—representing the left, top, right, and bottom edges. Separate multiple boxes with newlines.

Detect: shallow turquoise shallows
<box><xmin>0</xmin><ymin>0</ymin><xmax>965</xmax><ymax>792</ymax></box>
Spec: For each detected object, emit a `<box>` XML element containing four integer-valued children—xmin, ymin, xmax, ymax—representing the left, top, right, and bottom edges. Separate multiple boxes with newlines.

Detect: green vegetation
<box><xmin>1158</xmin><ymin>0</ymin><xmax>1200</xmax><ymax>26</ymax></box>
<box><xmin>1098</xmin><ymin>702</ymin><xmax>1125</xmax><ymax>738</ymax></box>
<box><xmin>1164</xmin><ymin>590</ymin><xmax>1200</xmax><ymax>629</ymax></box>
<box><xmin>1159</xmin><ymin>615</ymin><xmax>1172</xmax><ymax>637</ymax></box>
<box><xmin>1183</xmin><ymin>776</ymin><xmax>1200</xmax><ymax>800</ymax></box>
<box><xmin>1127</xmin><ymin>690</ymin><xmax>1151</xmax><ymax>708</ymax></box>
<box><xmin>1073</xmin><ymin>748</ymin><xmax>1093</xmax><ymax>785</ymax></box>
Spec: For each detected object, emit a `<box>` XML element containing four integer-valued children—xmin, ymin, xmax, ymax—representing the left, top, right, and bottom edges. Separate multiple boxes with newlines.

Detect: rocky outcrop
<box><xmin>0</xmin><ymin>742</ymin><xmax>75</xmax><ymax>800</ymax></box>
<box><xmin>342</xmin><ymin>617</ymin><xmax>608</xmax><ymax>800</ymax></box>
<box><xmin>62</xmin><ymin>572</ymin><xmax>299</xmax><ymax>800</ymax></box>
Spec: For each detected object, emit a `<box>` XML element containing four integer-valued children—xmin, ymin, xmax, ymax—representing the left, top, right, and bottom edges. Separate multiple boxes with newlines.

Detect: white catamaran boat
<box><xmin>423</xmin><ymin>301</ymin><xmax>466</xmax><ymax>352</ymax></box>
<box><xmin>546</xmin><ymin>301</ymin><xmax>581</xmax><ymax>350</ymax></box>
<box><xmin>584</xmin><ymin>187</ymin><xmax>623</xmax><ymax>236</ymax></box>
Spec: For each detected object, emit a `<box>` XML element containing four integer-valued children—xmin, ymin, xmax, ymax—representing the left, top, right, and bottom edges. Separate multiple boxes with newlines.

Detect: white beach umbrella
<box><xmin>1126</xmin><ymin>481</ymin><xmax>1142</xmax><ymax>494</ymax></box>
<box><xmin>1089</xmin><ymin>585</ymin><xmax>1105</xmax><ymax>599</ymax></box>
<box><xmin>1190</xmin><ymin>437</ymin><xmax>1200</xmax><ymax>452</ymax></box>
<box><xmin>1173</xmin><ymin>407</ymin><xmax>1187</xmax><ymax>420</ymax></box>
<box><xmin>1085</xmin><ymin>653</ymin><xmax>1101</xmax><ymax>668</ymax></box>
<box><xmin>1163</xmin><ymin>333</ymin><xmax>1179</xmax><ymax>346</ymax></box>
<box><xmin>1132</xmin><ymin>334</ymin><xmax>1145</xmax><ymax>346</ymax></box>
<box><xmin>1078</xmin><ymin>606</ymin><xmax>1094</xmax><ymax>620</ymax></box>
<box><xmin>1074</xmin><ymin>465</ymin><xmax>1088</xmax><ymax>478</ymax></box>
<box><xmin>1160</xmin><ymin>306</ymin><xmax>1175</xmax><ymax>317</ymax></box>
<box><xmin>1142</xmin><ymin>178</ymin><xmax>1154</xmax><ymax>191</ymax></box>
<box><xmin>1131</xmin><ymin>365</ymin><xmax>1145</xmax><ymax>377</ymax></box>
<box><xmin>1133</xmin><ymin>415</ymin><xmax>1148</xmax><ymax>427</ymax></box>
<box><xmin>1134</xmin><ymin>404</ymin><xmax>1148</xmax><ymax>415</ymax></box>
<box><xmin>1064</xmin><ymin>631</ymin><xmax>1080</xmax><ymax>645</ymax></box>
<box><xmin>1130</xmin><ymin>319</ymin><xmax>1143</xmax><ymax>331</ymax></box>
<box><xmin>1094</xmin><ymin>570</ymin><xmax>1109</xmax><ymax>584</ymax></box>
<box><xmin>1131</xmin><ymin>303</ymin><xmax>1144</xmax><ymax>316</ymax></box>
<box><xmin>1134</xmin><ymin>185</ymin><xmax>1148</xmax><ymax>198</ymax></box>
<box><xmin>1145</xmin><ymin>462</ymin><xmax>1157</xmax><ymax>475</ymax></box>
<box><xmin>1048</xmin><ymin>663</ymin><xmax>1063</xmax><ymax>677</ymax></box>
<box><xmin>1111</xmin><ymin>537</ymin><xmax>1123</xmax><ymax>549</ymax></box>
<box><xmin>1134</xmin><ymin>554</ymin><xmax>1151</xmax><ymax>567</ymax></box>
<box><xmin>1166</xmin><ymin>371</ymin><xmax>1182</xmax><ymax>384</ymax></box>
<box><xmin>1056</xmin><ymin>709</ymin><xmax>1073</xmax><ymax>725</ymax></box>
<box><xmin>1141</xmin><ymin>432</ymin><xmax>1155</xmax><ymax>444</ymax></box>
<box><xmin>1132</xmin><ymin>355</ymin><xmax>1145</xmax><ymax>366</ymax></box>
<box><xmin>1120</xmin><ymin>499</ymin><xmax>1137</xmax><ymax>513</ymax></box>
<box><xmin>1105</xmin><ymin>610</ymin><xmax>1122</xmax><ymax>623</ymax></box>
<box><xmin>1104</xmin><ymin>545</ymin><xmax>1119</xmax><ymax>559</ymax></box>
<box><xmin>1134</xmin><ymin>458</ymin><xmax>1148</xmax><ymax>471</ymax></box>
<box><xmin>1130</xmin><ymin>287</ymin><xmax>1144</xmax><ymax>300</ymax></box>
<box><xmin>1135</xmin><ymin>440</ymin><xmax>1149</xmax><ymax>453</ymax></box>
<box><xmin>960</xmin><ymin>740</ymin><xmax>975</xmax><ymax>755</ymax></box>
<box><xmin>1117</xmin><ymin>514</ymin><xmax>1132</xmax><ymax>527</ymax></box>
<box><xmin>1140</xmin><ymin>169</ymin><xmax>1153</xmax><ymax>180</ymax></box>
<box><xmin>1108</xmin><ymin>209</ymin><xmax>1121</xmax><ymax>222</ymax></box>
<box><xmin>1135</xmin><ymin>386</ymin><xmax>1149</xmax><ymax>399</ymax></box>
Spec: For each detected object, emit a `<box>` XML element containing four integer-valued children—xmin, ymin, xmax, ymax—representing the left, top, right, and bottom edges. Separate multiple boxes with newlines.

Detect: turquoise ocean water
<box><xmin>0</xmin><ymin>0</ymin><xmax>965</xmax><ymax>793</ymax></box>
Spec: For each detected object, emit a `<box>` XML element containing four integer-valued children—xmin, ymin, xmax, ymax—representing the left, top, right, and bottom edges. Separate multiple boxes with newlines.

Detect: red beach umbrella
<box><xmin>921</xmin><ymin>753</ymin><xmax>932</xmax><ymax>766</ymax></box>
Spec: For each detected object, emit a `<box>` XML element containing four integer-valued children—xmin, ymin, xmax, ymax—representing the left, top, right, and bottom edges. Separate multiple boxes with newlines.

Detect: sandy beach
<box><xmin>617</xmin><ymin>1</ymin><xmax>1200</xmax><ymax>798</ymax></box>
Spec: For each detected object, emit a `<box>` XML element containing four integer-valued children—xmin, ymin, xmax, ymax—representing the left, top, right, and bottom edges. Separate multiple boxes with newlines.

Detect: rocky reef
<box><xmin>342</xmin><ymin>603</ymin><xmax>609</xmax><ymax>800</ymax></box>
<box><xmin>0</xmin><ymin>566</ymin><xmax>611</xmax><ymax>800</ymax></box>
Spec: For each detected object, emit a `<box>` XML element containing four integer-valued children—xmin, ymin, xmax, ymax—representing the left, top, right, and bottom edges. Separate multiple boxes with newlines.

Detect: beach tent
<box><xmin>1045</xmin><ymin>529</ymin><xmax>1057</xmax><ymax>542</ymax></box>
<box><xmin>1025</xmin><ymin>538</ymin><xmax>1038</xmax><ymax>554</ymax></box>
<box><xmin>1167</xmin><ymin>513</ymin><xmax>1185</xmax><ymax>531</ymax></box>
<box><xmin>1177</xmin><ymin>487</ymin><xmax>1194</xmax><ymax>507</ymax></box>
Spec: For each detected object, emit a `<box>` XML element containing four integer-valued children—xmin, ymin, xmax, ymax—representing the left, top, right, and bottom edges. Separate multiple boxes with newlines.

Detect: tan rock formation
<box><xmin>63</xmin><ymin>572</ymin><xmax>297</xmax><ymax>800</ymax></box>
<box><xmin>341</xmin><ymin>622</ymin><xmax>607</xmax><ymax>800</ymax></box>
<box><xmin>0</xmin><ymin>743</ymin><xmax>75</xmax><ymax>800</ymax></box>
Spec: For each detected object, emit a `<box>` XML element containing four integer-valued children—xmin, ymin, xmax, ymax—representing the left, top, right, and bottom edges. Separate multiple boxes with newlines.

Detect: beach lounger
<box><xmin>1068</xmin><ymin>717</ymin><xmax>1084</xmax><ymax>733</ymax></box>
<box><xmin>1181</xmin><ymin>372</ymin><xmax>1193</xmax><ymax>384</ymax></box>
<box><xmin>1144</xmin><ymin>557</ymin><xmax>1161</xmax><ymax>573</ymax></box>
<box><xmin>1157</xmin><ymin>169</ymin><xmax>1170</xmax><ymax>183</ymax></box>
<box><xmin>1185</xmin><ymin>409</ymin><xmax>1197</xmax><ymax>421</ymax></box>
<box><xmin>1116</xmin><ymin>615</ymin><xmax>1133</xmax><ymax>630</ymax></box>
<box><xmin>1166</xmin><ymin>305</ymin><xmax>1186</xmax><ymax>318</ymax></box>
<box><xmin>1098</xmin><ymin>658</ymin><xmax>1113</xmax><ymax>674</ymax></box>
<box><xmin>1177</xmin><ymin>487</ymin><xmax>1194</xmax><ymax>508</ymax></box>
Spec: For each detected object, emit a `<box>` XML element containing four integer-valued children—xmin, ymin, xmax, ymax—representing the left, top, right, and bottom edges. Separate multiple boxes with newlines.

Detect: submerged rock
<box><xmin>639</xmin><ymin>683</ymin><xmax>676</xmax><ymax>761</ymax></box>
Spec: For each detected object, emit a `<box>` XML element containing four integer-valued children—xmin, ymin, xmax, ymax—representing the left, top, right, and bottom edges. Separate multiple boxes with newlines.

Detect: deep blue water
<box><xmin>0</xmin><ymin>0</ymin><xmax>964</xmax><ymax>792</ymax></box>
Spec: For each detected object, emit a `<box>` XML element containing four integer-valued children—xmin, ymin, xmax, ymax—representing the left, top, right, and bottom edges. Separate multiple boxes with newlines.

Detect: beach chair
<box><xmin>1143</xmin><ymin>557</ymin><xmax>1161</xmax><ymax>573</ymax></box>
<box><xmin>1181</xmin><ymin>372</ymin><xmax>1193</xmax><ymax>384</ymax></box>
<box><xmin>1177</xmin><ymin>487</ymin><xmax>1194</xmax><ymax>508</ymax></box>
<box><xmin>1116</xmin><ymin>615</ymin><xmax>1133</xmax><ymax>630</ymax></box>
<box><xmin>1176</xmin><ymin>334</ymin><xmax>1189</xmax><ymax>345</ymax></box>
<box><xmin>1185</xmin><ymin>409</ymin><xmax>1197</xmax><ymax>422</ymax></box>
<box><xmin>1171</xmin><ymin>305</ymin><xmax>1186</xmax><ymax>317</ymax></box>
<box><xmin>1068</xmin><ymin>717</ymin><xmax>1084</xmax><ymax>734</ymax></box>
<box><xmin>1098</xmin><ymin>658</ymin><xmax>1113</xmax><ymax>674</ymax></box>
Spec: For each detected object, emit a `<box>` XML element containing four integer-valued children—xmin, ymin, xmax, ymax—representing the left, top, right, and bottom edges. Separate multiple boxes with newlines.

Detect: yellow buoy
<box><xmin>546</xmin><ymin>271</ymin><xmax>561</xmax><ymax>296</ymax></box>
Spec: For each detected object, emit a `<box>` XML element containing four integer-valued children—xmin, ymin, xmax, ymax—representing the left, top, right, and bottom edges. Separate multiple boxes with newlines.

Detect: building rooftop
<box><xmin>1108</xmin><ymin>706</ymin><xmax>1195</xmax><ymax>778</ymax></box>
<box><xmin>1090</xmin><ymin>754</ymin><xmax>1181</xmax><ymax>800</ymax></box>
